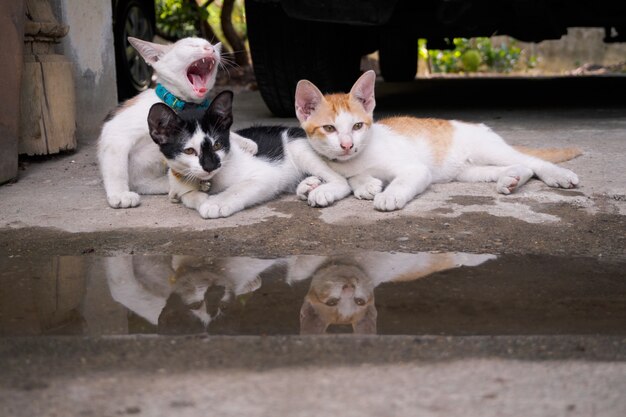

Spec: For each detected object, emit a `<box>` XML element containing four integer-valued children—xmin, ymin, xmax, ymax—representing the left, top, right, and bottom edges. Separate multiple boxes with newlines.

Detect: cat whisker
<box><xmin>219</xmin><ymin>51</ymin><xmax>240</xmax><ymax>66</ymax></box>
<box><xmin>217</xmin><ymin>53</ymin><xmax>242</xmax><ymax>80</ymax></box>
<box><xmin>217</xmin><ymin>62</ymin><xmax>235</xmax><ymax>79</ymax></box>
<box><xmin>180</xmin><ymin>169</ymin><xmax>204</xmax><ymax>184</ymax></box>
<box><xmin>218</xmin><ymin>53</ymin><xmax>238</xmax><ymax>66</ymax></box>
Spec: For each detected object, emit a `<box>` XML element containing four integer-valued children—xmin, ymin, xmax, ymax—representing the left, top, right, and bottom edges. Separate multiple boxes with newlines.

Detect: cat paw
<box><xmin>496</xmin><ymin>175</ymin><xmax>520</xmax><ymax>195</ymax></box>
<box><xmin>231</xmin><ymin>132</ymin><xmax>258</xmax><ymax>155</ymax></box>
<box><xmin>296</xmin><ymin>176</ymin><xmax>322</xmax><ymax>200</ymax></box>
<box><xmin>353</xmin><ymin>178</ymin><xmax>383</xmax><ymax>200</ymax></box>
<box><xmin>374</xmin><ymin>192</ymin><xmax>408</xmax><ymax>211</ymax></box>
<box><xmin>239</xmin><ymin>275</ymin><xmax>262</xmax><ymax>295</ymax></box>
<box><xmin>239</xmin><ymin>139</ymin><xmax>258</xmax><ymax>155</ymax></box>
<box><xmin>107</xmin><ymin>192</ymin><xmax>140</xmax><ymax>208</ymax></box>
<box><xmin>168</xmin><ymin>191</ymin><xmax>181</xmax><ymax>203</ymax></box>
<box><xmin>198</xmin><ymin>201</ymin><xmax>237</xmax><ymax>218</ymax></box>
<box><xmin>536</xmin><ymin>166</ymin><xmax>579</xmax><ymax>189</ymax></box>
<box><xmin>497</xmin><ymin>165</ymin><xmax>533</xmax><ymax>194</ymax></box>
<box><xmin>308</xmin><ymin>183</ymin><xmax>350</xmax><ymax>207</ymax></box>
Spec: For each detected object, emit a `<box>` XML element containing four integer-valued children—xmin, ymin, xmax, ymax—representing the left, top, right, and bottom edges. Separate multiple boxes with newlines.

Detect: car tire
<box><xmin>246</xmin><ymin>0</ymin><xmax>362</xmax><ymax>117</ymax></box>
<box><xmin>113</xmin><ymin>0</ymin><xmax>155</xmax><ymax>101</ymax></box>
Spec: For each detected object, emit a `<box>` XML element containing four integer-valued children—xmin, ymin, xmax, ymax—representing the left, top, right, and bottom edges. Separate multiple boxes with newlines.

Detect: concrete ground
<box><xmin>1</xmin><ymin>77</ymin><xmax>625</xmax><ymax>416</ymax></box>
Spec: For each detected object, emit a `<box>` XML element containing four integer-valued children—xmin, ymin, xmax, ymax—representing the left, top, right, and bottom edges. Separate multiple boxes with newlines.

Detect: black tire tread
<box><xmin>246</xmin><ymin>0</ymin><xmax>361</xmax><ymax>116</ymax></box>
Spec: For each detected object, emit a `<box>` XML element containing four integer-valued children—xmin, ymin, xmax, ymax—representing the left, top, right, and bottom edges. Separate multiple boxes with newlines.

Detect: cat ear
<box><xmin>205</xmin><ymin>90</ymin><xmax>234</xmax><ymax>129</ymax></box>
<box><xmin>147</xmin><ymin>103</ymin><xmax>184</xmax><ymax>145</ymax></box>
<box><xmin>349</xmin><ymin>70</ymin><xmax>376</xmax><ymax>114</ymax></box>
<box><xmin>295</xmin><ymin>80</ymin><xmax>324</xmax><ymax>123</ymax></box>
<box><xmin>299</xmin><ymin>299</ymin><xmax>327</xmax><ymax>335</ymax></box>
<box><xmin>353</xmin><ymin>304</ymin><xmax>377</xmax><ymax>334</ymax></box>
<box><xmin>128</xmin><ymin>37</ymin><xmax>171</xmax><ymax>66</ymax></box>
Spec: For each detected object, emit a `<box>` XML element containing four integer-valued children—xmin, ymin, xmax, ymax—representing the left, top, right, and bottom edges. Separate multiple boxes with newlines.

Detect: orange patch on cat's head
<box><xmin>301</xmin><ymin>93</ymin><xmax>373</xmax><ymax>139</ymax></box>
<box><xmin>295</xmin><ymin>71</ymin><xmax>377</xmax><ymax>140</ymax></box>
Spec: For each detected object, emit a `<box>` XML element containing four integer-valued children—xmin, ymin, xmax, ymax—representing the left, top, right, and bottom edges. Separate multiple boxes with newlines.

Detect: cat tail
<box><xmin>513</xmin><ymin>146</ymin><xmax>583</xmax><ymax>163</ymax></box>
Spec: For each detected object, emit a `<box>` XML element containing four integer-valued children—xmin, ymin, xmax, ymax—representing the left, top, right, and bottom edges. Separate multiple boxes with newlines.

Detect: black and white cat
<box><xmin>97</xmin><ymin>37</ymin><xmax>256</xmax><ymax>209</ymax></box>
<box><xmin>147</xmin><ymin>90</ymin><xmax>351</xmax><ymax>218</ymax></box>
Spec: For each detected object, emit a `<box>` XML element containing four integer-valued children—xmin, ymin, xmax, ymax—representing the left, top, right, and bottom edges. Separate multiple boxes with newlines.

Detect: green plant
<box><xmin>155</xmin><ymin>0</ymin><xmax>249</xmax><ymax>65</ymax></box>
<box><xmin>421</xmin><ymin>37</ymin><xmax>535</xmax><ymax>74</ymax></box>
<box><xmin>206</xmin><ymin>0</ymin><xmax>247</xmax><ymax>45</ymax></box>
<box><xmin>156</xmin><ymin>0</ymin><xmax>206</xmax><ymax>40</ymax></box>
<box><xmin>156</xmin><ymin>0</ymin><xmax>247</xmax><ymax>44</ymax></box>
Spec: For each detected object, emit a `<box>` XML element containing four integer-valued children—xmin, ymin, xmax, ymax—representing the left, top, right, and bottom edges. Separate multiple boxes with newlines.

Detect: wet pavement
<box><xmin>2</xmin><ymin>251</ymin><xmax>625</xmax><ymax>337</ymax></box>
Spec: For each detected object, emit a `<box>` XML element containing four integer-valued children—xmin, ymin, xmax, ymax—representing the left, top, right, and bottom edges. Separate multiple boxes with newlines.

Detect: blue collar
<box><xmin>155</xmin><ymin>84</ymin><xmax>210</xmax><ymax>111</ymax></box>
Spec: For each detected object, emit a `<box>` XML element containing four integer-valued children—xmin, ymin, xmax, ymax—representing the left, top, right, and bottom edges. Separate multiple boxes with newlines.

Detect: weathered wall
<box><xmin>522</xmin><ymin>28</ymin><xmax>626</xmax><ymax>73</ymax></box>
<box><xmin>50</xmin><ymin>0</ymin><xmax>118</xmax><ymax>142</ymax></box>
<box><xmin>0</xmin><ymin>0</ymin><xmax>25</xmax><ymax>184</ymax></box>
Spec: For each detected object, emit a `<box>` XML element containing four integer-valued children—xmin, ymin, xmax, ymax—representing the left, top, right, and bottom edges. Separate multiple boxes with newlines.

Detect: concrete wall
<box><xmin>50</xmin><ymin>0</ymin><xmax>118</xmax><ymax>142</ymax></box>
<box><xmin>527</xmin><ymin>28</ymin><xmax>626</xmax><ymax>73</ymax></box>
<box><xmin>0</xmin><ymin>0</ymin><xmax>24</xmax><ymax>184</ymax></box>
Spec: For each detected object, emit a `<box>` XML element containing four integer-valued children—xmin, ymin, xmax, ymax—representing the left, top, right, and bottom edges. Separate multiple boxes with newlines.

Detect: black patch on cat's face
<box><xmin>147</xmin><ymin>103</ymin><xmax>196</xmax><ymax>159</ymax></box>
<box><xmin>147</xmin><ymin>91</ymin><xmax>235</xmax><ymax>174</ymax></box>
<box><xmin>197</xmin><ymin>91</ymin><xmax>234</xmax><ymax>172</ymax></box>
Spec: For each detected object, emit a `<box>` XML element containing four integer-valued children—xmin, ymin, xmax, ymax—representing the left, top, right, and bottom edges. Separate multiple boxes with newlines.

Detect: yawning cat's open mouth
<box><xmin>187</xmin><ymin>57</ymin><xmax>215</xmax><ymax>97</ymax></box>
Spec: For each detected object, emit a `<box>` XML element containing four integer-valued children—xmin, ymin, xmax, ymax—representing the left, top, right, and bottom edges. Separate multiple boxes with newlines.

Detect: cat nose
<box><xmin>340</xmin><ymin>142</ymin><xmax>354</xmax><ymax>151</ymax></box>
<box><xmin>341</xmin><ymin>284</ymin><xmax>355</xmax><ymax>296</ymax></box>
<box><xmin>203</xmin><ymin>45</ymin><xmax>214</xmax><ymax>54</ymax></box>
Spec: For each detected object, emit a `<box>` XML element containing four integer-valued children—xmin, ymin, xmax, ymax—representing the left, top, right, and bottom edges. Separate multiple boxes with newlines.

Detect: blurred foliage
<box><xmin>419</xmin><ymin>37</ymin><xmax>537</xmax><ymax>73</ymax></box>
<box><xmin>156</xmin><ymin>0</ymin><xmax>205</xmax><ymax>39</ymax></box>
<box><xmin>207</xmin><ymin>0</ymin><xmax>247</xmax><ymax>44</ymax></box>
<box><xmin>156</xmin><ymin>0</ymin><xmax>247</xmax><ymax>45</ymax></box>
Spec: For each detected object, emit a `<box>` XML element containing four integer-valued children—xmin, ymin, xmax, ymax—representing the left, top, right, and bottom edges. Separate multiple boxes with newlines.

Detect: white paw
<box><xmin>536</xmin><ymin>166</ymin><xmax>579</xmax><ymax>189</ymax></box>
<box><xmin>168</xmin><ymin>191</ymin><xmax>181</xmax><ymax>203</ymax></box>
<box><xmin>240</xmin><ymin>140</ymin><xmax>258</xmax><ymax>155</ymax></box>
<box><xmin>198</xmin><ymin>201</ymin><xmax>237</xmax><ymax>218</ymax></box>
<box><xmin>308</xmin><ymin>183</ymin><xmax>348</xmax><ymax>207</ymax></box>
<box><xmin>296</xmin><ymin>176</ymin><xmax>323</xmax><ymax>201</ymax></box>
<box><xmin>231</xmin><ymin>132</ymin><xmax>258</xmax><ymax>155</ymax></box>
<box><xmin>373</xmin><ymin>191</ymin><xmax>408</xmax><ymax>211</ymax></box>
<box><xmin>497</xmin><ymin>165</ymin><xmax>533</xmax><ymax>194</ymax></box>
<box><xmin>497</xmin><ymin>175</ymin><xmax>520</xmax><ymax>195</ymax></box>
<box><xmin>107</xmin><ymin>191</ymin><xmax>140</xmax><ymax>208</ymax></box>
<box><xmin>353</xmin><ymin>177</ymin><xmax>383</xmax><ymax>200</ymax></box>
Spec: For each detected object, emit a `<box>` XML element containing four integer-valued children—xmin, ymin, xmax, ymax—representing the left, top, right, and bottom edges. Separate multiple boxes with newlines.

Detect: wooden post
<box><xmin>0</xmin><ymin>0</ymin><xmax>24</xmax><ymax>183</ymax></box>
<box><xmin>19</xmin><ymin>0</ymin><xmax>76</xmax><ymax>156</ymax></box>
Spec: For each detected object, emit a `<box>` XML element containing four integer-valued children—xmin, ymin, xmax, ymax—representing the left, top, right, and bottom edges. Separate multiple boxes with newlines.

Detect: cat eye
<box><xmin>354</xmin><ymin>297</ymin><xmax>366</xmax><ymax>306</ymax></box>
<box><xmin>322</xmin><ymin>125</ymin><xmax>336</xmax><ymax>133</ymax></box>
<box><xmin>213</xmin><ymin>142</ymin><xmax>223</xmax><ymax>151</ymax></box>
<box><xmin>183</xmin><ymin>148</ymin><xmax>197</xmax><ymax>156</ymax></box>
<box><xmin>325</xmin><ymin>298</ymin><xmax>339</xmax><ymax>307</ymax></box>
<box><xmin>353</xmin><ymin>122</ymin><xmax>364</xmax><ymax>131</ymax></box>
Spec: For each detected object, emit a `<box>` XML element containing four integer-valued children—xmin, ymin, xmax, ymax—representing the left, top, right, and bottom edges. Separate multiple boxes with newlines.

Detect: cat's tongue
<box><xmin>189</xmin><ymin>73</ymin><xmax>207</xmax><ymax>95</ymax></box>
<box><xmin>187</xmin><ymin>57</ymin><xmax>214</xmax><ymax>97</ymax></box>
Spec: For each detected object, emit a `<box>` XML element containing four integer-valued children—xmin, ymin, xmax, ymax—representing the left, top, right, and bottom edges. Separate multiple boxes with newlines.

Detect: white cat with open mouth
<box><xmin>97</xmin><ymin>36</ymin><xmax>256</xmax><ymax>209</ymax></box>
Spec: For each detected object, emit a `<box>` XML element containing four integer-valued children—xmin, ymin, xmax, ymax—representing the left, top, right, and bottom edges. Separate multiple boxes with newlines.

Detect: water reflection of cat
<box><xmin>104</xmin><ymin>252</ymin><xmax>494</xmax><ymax>335</ymax></box>
<box><xmin>287</xmin><ymin>252</ymin><xmax>496</xmax><ymax>335</ymax></box>
<box><xmin>104</xmin><ymin>255</ymin><xmax>274</xmax><ymax>333</ymax></box>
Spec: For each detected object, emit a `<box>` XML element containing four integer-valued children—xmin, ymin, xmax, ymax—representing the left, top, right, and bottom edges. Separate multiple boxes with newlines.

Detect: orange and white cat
<box><xmin>295</xmin><ymin>70</ymin><xmax>581</xmax><ymax>211</ymax></box>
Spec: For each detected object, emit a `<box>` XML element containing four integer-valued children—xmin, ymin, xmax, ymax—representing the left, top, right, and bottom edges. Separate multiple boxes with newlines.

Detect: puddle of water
<box><xmin>1</xmin><ymin>252</ymin><xmax>625</xmax><ymax>336</ymax></box>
